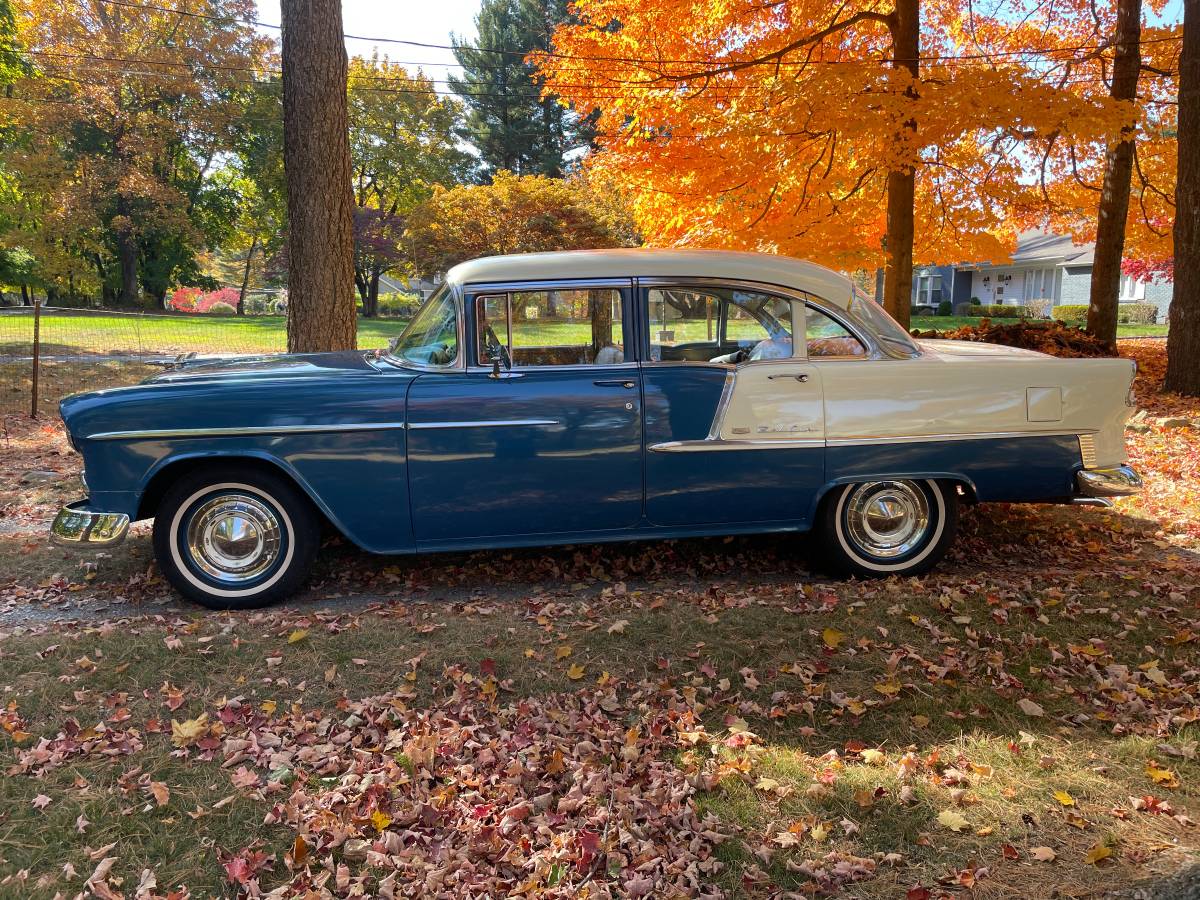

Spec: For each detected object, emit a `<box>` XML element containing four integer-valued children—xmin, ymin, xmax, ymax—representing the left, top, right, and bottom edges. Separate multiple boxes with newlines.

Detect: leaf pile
<box><xmin>910</xmin><ymin>320</ymin><xmax>1114</xmax><ymax>357</ymax></box>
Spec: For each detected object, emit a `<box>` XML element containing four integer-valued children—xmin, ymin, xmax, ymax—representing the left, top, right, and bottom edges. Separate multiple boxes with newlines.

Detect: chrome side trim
<box><xmin>1076</xmin><ymin>464</ymin><xmax>1142</xmax><ymax>497</ymax></box>
<box><xmin>826</xmin><ymin>429</ymin><xmax>1097</xmax><ymax>447</ymax></box>
<box><xmin>87</xmin><ymin>423</ymin><xmax>409</xmax><ymax>441</ymax></box>
<box><xmin>51</xmin><ymin>501</ymin><xmax>130</xmax><ymax>547</ymax></box>
<box><xmin>650</xmin><ymin>438</ymin><xmax>825</xmax><ymax>452</ymax></box>
<box><xmin>654</xmin><ymin>429</ymin><xmax>1101</xmax><ymax>453</ymax></box>
<box><xmin>407</xmin><ymin>419</ymin><xmax>559</xmax><ymax>430</ymax></box>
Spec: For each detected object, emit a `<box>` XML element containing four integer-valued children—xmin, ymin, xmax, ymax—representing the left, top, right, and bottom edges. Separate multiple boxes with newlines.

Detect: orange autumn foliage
<box><xmin>535</xmin><ymin>0</ymin><xmax>1174</xmax><ymax>271</ymax></box>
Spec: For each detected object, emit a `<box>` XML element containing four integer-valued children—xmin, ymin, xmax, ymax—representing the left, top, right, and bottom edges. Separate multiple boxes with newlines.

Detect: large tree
<box><xmin>1086</xmin><ymin>0</ymin><xmax>1143</xmax><ymax>349</ymax></box>
<box><xmin>1166</xmin><ymin>0</ymin><xmax>1198</xmax><ymax>395</ymax></box>
<box><xmin>403</xmin><ymin>171</ymin><xmax>636</xmax><ymax>278</ymax></box>
<box><xmin>450</xmin><ymin>0</ymin><xmax>592</xmax><ymax>180</ymax></box>
<box><xmin>536</xmin><ymin>0</ymin><xmax>1121</xmax><ymax>330</ymax></box>
<box><xmin>4</xmin><ymin>0</ymin><xmax>269</xmax><ymax>306</ymax></box>
<box><xmin>348</xmin><ymin>56</ymin><xmax>468</xmax><ymax>316</ymax></box>
<box><xmin>280</xmin><ymin>0</ymin><xmax>356</xmax><ymax>351</ymax></box>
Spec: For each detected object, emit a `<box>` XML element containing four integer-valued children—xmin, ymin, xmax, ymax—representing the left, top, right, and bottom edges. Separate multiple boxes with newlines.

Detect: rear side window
<box><xmin>805</xmin><ymin>306</ymin><xmax>867</xmax><ymax>358</ymax></box>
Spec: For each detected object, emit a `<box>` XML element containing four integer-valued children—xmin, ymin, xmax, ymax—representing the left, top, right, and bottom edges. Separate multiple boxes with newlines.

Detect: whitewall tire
<box><xmin>152</xmin><ymin>466</ymin><xmax>319</xmax><ymax>610</ymax></box>
<box><xmin>815</xmin><ymin>479</ymin><xmax>957</xmax><ymax>578</ymax></box>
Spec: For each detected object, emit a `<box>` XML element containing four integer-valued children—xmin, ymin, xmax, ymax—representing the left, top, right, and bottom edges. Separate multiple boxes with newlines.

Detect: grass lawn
<box><xmin>0</xmin><ymin>339</ymin><xmax>1198</xmax><ymax>897</ymax></box>
<box><xmin>0</xmin><ymin>311</ymin><xmax>411</xmax><ymax>356</ymax></box>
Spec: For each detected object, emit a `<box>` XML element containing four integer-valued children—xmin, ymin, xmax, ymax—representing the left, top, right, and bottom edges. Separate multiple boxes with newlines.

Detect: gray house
<box><xmin>910</xmin><ymin>230</ymin><xmax>1173</xmax><ymax>320</ymax></box>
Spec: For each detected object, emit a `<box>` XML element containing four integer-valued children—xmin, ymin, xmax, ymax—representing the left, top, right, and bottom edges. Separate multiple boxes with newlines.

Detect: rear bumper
<box><xmin>1076</xmin><ymin>464</ymin><xmax>1143</xmax><ymax>498</ymax></box>
<box><xmin>50</xmin><ymin>500</ymin><xmax>130</xmax><ymax>547</ymax></box>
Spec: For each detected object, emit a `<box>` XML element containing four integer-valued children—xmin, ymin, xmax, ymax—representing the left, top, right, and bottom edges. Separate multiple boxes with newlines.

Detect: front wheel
<box><xmin>153</xmin><ymin>466</ymin><xmax>319</xmax><ymax>609</ymax></box>
<box><xmin>815</xmin><ymin>479</ymin><xmax>957</xmax><ymax>578</ymax></box>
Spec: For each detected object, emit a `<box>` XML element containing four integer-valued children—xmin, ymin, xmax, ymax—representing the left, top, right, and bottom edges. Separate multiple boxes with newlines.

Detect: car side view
<box><xmin>51</xmin><ymin>249</ymin><xmax>1142</xmax><ymax>609</ymax></box>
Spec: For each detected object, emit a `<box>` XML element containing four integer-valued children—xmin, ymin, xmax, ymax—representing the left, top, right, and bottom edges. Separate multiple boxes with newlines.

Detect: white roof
<box><xmin>445</xmin><ymin>249</ymin><xmax>855</xmax><ymax>308</ymax></box>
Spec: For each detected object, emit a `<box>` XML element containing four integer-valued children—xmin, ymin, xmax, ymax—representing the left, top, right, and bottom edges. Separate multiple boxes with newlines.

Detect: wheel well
<box><xmin>816</xmin><ymin>476</ymin><xmax>977</xmax><ymax>515</ymax></box>
<box><xmin>136</xmin><ymin>456</ymin><xmax>314</xmax><ymax>521</ymax></box>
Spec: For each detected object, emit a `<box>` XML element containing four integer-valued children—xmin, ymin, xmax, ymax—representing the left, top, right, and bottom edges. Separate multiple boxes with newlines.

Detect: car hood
<box><xmin>917</xmin><ymin>339</ymin><xmax>1050</xmax><ymax>359</ymax></box>
<box><xmin>143</xmin><ymin>350</ymin><xmax>382</xmax><ymax>383</ymax></box>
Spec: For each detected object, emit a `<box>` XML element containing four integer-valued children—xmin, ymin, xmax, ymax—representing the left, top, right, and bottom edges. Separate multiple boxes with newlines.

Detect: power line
<box><xmin>86</xmin><ymin>0</ymin><xmax>1183</xmax><ymax>70</ymax></box>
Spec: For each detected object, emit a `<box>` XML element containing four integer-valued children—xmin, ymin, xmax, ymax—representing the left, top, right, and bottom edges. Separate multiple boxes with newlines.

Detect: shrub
<box><xmin>1052</xmin><ymin>304</ymin><xmax>1089</xmax><ymax>326</ymax></box>
<box><xmin>970</xmin><ymin>297</ymin><xmax>981</xmax><ymax>306</ymax></box>
<box><xmin>937</xmin><ymin>300</ymin><xmax>953</xmax><ymax>316</ymax></box>
<box><xmin>207</xmin><ymin>301</ymin><xmax>237</xmax><ymax>316</ymax></box>
<box><xmin>976</xmin><ymin>304</ymin><xmax>1030</xmax><ymax>318</ymax></box>
<box><xmin>167</xmin><ymin>286</ymin><xmax>202</xmax><ymax>312</ymax></box>
<box><xmin>271</xmin><ymin>298</ymin><xmax>289</xmax><ymax>315</ymax></box>
<box><xmin>377</xmin><ymin>292</ymin><xmax>421</xmax><ymax>318</ymax></box>
<box><xmin>1026</xmin><ymin>298</ymin><xmax>1053</xmax><ymax>319</ymax></box>
<box><xmin>1117</xmin><ymin>303</ymin><xmax>1157</xmax><ymax>324</ymax></box>
<box><xmin>243</xmin><ymin>296</ymin><xmax>269</xmax><ymax>315</ymax></box>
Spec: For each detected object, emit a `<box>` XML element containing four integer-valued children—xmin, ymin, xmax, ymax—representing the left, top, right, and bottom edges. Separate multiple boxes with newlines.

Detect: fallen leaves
<box><xmin>170</xmin><ymin>713</ymin><xmax>210</xmax><ymax>748</ymax></box>
<box><xmin>937</xmin><ymin>810</ymin><xmax>970</xmax><ymax>832</ymax></box>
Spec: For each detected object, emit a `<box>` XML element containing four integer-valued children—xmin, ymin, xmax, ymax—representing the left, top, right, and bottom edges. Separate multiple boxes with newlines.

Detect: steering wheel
<box><xmin>482</xmin><ymin>325</ymin><xmax>512</xmax><ymax>370</ymax></box>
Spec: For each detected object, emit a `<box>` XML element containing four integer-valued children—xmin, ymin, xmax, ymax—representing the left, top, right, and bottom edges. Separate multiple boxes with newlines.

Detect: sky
<box><xmin>253</xmin><ymin>0</ymin><xmax>480</xmax><ymax>91</ymax></box>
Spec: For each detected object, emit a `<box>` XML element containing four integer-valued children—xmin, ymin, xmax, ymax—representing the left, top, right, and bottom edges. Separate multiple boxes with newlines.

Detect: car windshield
<box><xmin>387</xmin><ymin>285</ymin><xmax>458</xmax><ymax>368</ymax></box>
<box><xmin>848</xmin><ymin>289</ymin><xmax>920</xmax><ymax>356</ymax></box>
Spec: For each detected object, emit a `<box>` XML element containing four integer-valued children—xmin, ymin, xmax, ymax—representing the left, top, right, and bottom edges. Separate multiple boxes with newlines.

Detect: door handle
<box><xmin>767</xmin><ymin>373</ymin><xmax>809</xmax><ymax>382</ymax></box>
<box><xmin>594</xmin><ymin>380</ymin><xmax>637</xmax><ymax>389</ymax></box>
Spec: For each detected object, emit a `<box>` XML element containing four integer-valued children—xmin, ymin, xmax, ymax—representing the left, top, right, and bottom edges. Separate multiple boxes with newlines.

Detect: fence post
<box><xmin>30</xmin><ymin>299</ymin><xmax>40</xmax><ymax>418</ymax></box>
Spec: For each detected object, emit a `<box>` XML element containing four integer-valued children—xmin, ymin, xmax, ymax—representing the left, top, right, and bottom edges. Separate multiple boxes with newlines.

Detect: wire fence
<box><xmin>0</xmin><ymin>304</ymin><xmax>410</xmax><ymax>416</ymax></box>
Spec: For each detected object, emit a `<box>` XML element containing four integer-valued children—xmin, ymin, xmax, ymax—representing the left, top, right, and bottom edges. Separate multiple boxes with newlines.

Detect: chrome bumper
<box><xmin>1076</xmin><ymin>464</ymin><xmax>1143</xmax><ymax>499</ymax></box>
<box><xmin>51</xmin><ymin>501</ymin><xmax>130</xmax><ymax>547</ymax></box>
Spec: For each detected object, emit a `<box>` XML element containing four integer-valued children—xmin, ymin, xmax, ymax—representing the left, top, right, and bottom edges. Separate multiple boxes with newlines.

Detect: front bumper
<box><xmin>51</xmin><ymin>500</ymin><xmax>130</xmax><ymax>547</ymax></box>
<box><xmin>1076</xmin><ymin>464</ymin><xmax>1143</xmax><ymax>499</ymax></box>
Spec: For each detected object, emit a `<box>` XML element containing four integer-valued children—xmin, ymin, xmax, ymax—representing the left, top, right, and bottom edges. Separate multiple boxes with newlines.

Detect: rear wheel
<box><xmin>152</xmin><ymin>466</ymin><xmax>319</xmax><ymax>610</ymax></box>
<box><xmin>816</xmin><ymin>479</ymin><xmax>957</xmax><ymax>578</ymax></box>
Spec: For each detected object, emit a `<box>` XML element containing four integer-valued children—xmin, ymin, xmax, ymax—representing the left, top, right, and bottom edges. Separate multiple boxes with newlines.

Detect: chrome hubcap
<box><xmin>845</xmin><ymin>481</ymin><xmax>930</xmax><ymax>559</ymax></box>
<box><xmin>186</xmin><ymin>495</ymin><xmax>281</xmax><ymax>584</ymax></box>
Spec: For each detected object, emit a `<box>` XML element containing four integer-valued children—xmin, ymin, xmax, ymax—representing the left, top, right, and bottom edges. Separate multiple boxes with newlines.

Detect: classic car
<box><xmin>51</xmin><ymin>249</ymin><xmax>1142</xmax><ymax>609</ymax></box>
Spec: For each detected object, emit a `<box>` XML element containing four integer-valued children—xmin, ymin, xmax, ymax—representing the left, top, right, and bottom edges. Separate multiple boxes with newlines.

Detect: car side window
<box><xmin>475</xmin><ymin>288</ymin><xmax>625</xmax><ymax>367</ymax></box>
<box><xmin>805</xmin><ymin>305</ymin><xmax>867</xmax><ymax>358</ymax></box>
<box><xmin>648</xmin><ymin>287</ymin><xmax>793</xmax><ymax>363</ymax></box>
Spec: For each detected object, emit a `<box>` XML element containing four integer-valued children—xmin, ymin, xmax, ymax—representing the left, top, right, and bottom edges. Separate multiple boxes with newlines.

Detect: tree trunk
<box><xmin>238</xmin><ymin>234</ymin><xmax>258</xmax><ymax>316</ymax></box>
<box><xmin>1086</xmin><ymin>0</ymin><xmax>1141</xmax><ymax>351</ymax></box>
<box><xmin>1166</xmin><ymin>0</ymin><xmax>1200</xmax><ymax>395</ymax></box>
<box><xmin>589</xmin><ymin>289</ymin><xmax>612</xmax><ymax>357</ymax></box>
<box><xmin>881</xmin><ymin>0</ymin><xmax>919</xmax><ymax>330</ymax></box>
<box><xmin>20</xmin><ymin>284</ymin><xmax>29</xmax><ymax>306</ymax></box>
<box><xmin>280</xmin><ymin>0</ymin><xmax>357</xmax><ymax>353</ymax></box>
<box><xmin>366</xmin><ymin>270</ymin><xmax>381</xmax><ymax>318</ymax></box>
<box><xmin>354</xmin><ymin>267</ymin><xmax>370</xmax><ymax>312</ymax></box>
<box><xmin>115</xmin><ymin>197</ymin><xmax>139</xmax><ymax>308</ymax></box>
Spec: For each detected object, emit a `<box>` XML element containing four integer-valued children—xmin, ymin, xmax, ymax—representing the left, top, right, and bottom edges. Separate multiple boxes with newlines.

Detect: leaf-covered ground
<box><xmin>0</xmin><ymin>339</ymin><xmax>1198</xmax><ymax>898</ymax></box>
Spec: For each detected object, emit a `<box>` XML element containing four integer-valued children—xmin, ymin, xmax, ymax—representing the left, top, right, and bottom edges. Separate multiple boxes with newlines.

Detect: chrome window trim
<box><xmin>637</xmin><ymin>276</ymin><xmax>883</xmax><ymax>360</ymax></box>
<box><xmin>467</xmin><ymin>280</ymin><xmax>635</xmax><ymax>372</ymax></box>
<box><xmin>381</xmin><ymin>284</ymin><xmax>467</xmax><ymax>373</ymax></box>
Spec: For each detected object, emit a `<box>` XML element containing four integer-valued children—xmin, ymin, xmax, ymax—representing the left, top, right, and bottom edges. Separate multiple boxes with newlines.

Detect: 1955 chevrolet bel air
<box><xmin>51</xmin><ymin>249</ymin><xmax>1142</xmax><ymax>609</ymax></box>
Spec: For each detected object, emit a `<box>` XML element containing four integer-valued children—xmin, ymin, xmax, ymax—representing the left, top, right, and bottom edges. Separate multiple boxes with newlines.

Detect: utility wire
<box><xmin>84</xmin><ymin>0</ymin><xmax>1184</xmax><ymax>69</ymax></box>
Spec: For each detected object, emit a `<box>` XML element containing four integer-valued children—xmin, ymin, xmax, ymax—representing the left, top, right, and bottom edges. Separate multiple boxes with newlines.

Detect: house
<box><xmin>378</xmin><ymin>273</ymin><xmax>442</xmax><ymax>300</ymax></box>
<box><xmin>910</xmin><ymin>230</ymin><xmax>1174</xmax><ymax>319</ymax></box>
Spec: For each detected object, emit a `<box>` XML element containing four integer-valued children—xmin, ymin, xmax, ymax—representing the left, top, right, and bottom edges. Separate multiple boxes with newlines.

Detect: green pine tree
<box><xmin>450</xmin><ymin>0</ymin><xmax>593</xmax><ymax>180</ymax></box>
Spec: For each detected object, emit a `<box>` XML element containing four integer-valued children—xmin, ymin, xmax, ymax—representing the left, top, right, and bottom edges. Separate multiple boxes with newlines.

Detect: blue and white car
<box><xmin>51</xmin><ymin>250</ymin><xmax>1142</xmax><ymax>609</ymax></box>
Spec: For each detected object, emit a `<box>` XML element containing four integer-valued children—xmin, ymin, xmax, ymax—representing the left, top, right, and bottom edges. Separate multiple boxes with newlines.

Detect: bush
<box><xmin>207</xmin><ymin>301</ymin><xmax>237</xmax><ymax>316</ymax></box>
<box><xmin>976</xmin><ymin>304</ymin><xmax>1030</xmax><ymax>318</ymax></box>
<box><xmin>937</xmin><ymin>300</ymin><xmax>953</xmax><ymax>316</ymax></box>
<box><xmin>1118</xmin><ymin>303</ymin><xmax>1157</xmax><ymax>324</ymax></box>
<box><xmin>271</xmin><ymin>298</ymin><xmax>289</xmax><ymax>315</ymax></box>
<box><xmin>377</xmin><ymin>292</ymin><xmax>421</xmax><ymax>318</ymax></box>
<box><xmin>243</xmin><ymin>296</ymin><xmax>269</xmax><ymax>315</ymax></box>
<box><xmin>1052</xmin><ymin>304</ymin><xmax>1089</xmax><ymax>326</ymax></box>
